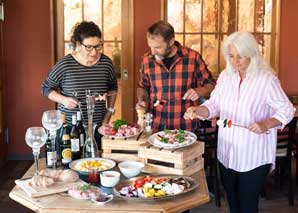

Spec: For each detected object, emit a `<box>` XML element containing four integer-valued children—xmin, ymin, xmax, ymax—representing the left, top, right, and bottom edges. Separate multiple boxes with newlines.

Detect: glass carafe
<box><xmin>82</xmin><ymin>91</ymin><xmax>99</xmax><ymax>158</ymax></box>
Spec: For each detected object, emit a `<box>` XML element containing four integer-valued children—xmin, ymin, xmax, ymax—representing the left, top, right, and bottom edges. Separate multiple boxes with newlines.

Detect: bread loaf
<box><xmin>28</xmin><ymin>175</ymin><xmax>54</xmax><ymax>188</ymax></box>
<box><xmin>39</xmin><ymin>169</ymin><xmax>79</xmax><ymax>182</ymax></box>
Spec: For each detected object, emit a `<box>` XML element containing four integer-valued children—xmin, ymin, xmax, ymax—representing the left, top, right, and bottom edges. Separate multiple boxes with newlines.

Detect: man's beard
<box><xmin>154</xmin><ymin>43</ymin><xmax>172</xmax><ymax>60</ymax></box>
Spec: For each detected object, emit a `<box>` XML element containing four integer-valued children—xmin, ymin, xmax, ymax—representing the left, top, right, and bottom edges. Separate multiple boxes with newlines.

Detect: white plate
<box><xmin>69</xmin><ymin>157</ymin><xmax>116</xmax><ymax>175</ymax></box>
<box><xmin>148</xmin><ymin>130</ymin><xmax>197</xmax><ymax>149</ymax></box>
<box><xmin>98</xmin><ymin>125</ymin><xmax>142</xmax><ymax>139</ymax></box>
<box><xmin>68</xmin><ymin>184</ymin><xmax>101</xmax><ymax>200</ymax></box>
<box><xmin>68</xmin><ymin>192</ymin><xmax>91</xmax><ymax>200</ymax></box>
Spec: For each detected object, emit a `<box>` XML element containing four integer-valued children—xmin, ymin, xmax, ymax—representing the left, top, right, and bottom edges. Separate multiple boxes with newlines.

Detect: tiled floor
<box><xmin>1</xmin><ymin>160</ymin><xmax>298</xmax><ymax>213</ymax></box>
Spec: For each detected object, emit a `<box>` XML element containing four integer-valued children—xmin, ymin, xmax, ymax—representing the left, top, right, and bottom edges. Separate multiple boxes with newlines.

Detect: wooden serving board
<box><xmin>15</xmin><ymin>178</ymin><xmax>83</xmax><ymax>198</ymax></box>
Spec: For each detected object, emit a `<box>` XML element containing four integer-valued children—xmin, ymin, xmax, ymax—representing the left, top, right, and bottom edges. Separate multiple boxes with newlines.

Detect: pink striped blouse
<box><xmin>203</xmin><ymin>69</ymin><xmax>295</xmax><ymax>172</ymax></box>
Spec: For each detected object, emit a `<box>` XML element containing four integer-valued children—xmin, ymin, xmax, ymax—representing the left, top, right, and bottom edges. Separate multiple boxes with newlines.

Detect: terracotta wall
<box><xmin>3</xmin><ymin>0</ymin><xmax>53</xmax><ymax>159</ymax></box>
<box><xmin>1</xmin><ymin>0</ymin><xmax>298</xmax><ymax>158</ymax></box>
<box><xmin>133</xmin><ymin>0</ymin><xmax>162</xmax><ymax>89</ymax></box>
<box><xmin>279</xmin><ymin>0</ymin><xmax>298</xmax><ymax>95</ymax></box>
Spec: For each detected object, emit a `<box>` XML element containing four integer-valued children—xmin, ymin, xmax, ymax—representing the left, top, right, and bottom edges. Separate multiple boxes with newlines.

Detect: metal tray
<box><xmin>113</xmin><ymin>175</ymin><xmax>198</xmax><ymax>200</ymax></box>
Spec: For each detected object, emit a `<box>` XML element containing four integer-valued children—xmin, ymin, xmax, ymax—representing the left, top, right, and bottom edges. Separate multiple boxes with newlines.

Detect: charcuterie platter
<box><xmin>99</xmin><ymin>119</ymin><xmax>142</xmax><ymax>139</ymax></box>
<box><xmin>148</xmin><ymin>129</ymin><xmax>197</xmax><ymax>149</ymax></box>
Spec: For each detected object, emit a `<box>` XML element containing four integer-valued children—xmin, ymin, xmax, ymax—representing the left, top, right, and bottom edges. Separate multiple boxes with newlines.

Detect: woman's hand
<box><xmin>184</xmin><ymin>106</ymin><xmax>202</xmax><ymax>120</ymax></box>
<box><xmin>62</xmin><ymin>97</ymin><xmax>79</xmax><ymax>109</ymax></box>
<box><xmin>102</xmin><ymin>111</ymin><xmax>112</xmax><ymax>124</ymax></box>
<box><xmin>184</xmin><ymin>106</ymin><xmax>210</xmax><ymax>120</ymax></box>
<box><xmin>248</xmin><ymin>122</ymin><xmax>268</xmax><ymax>134</ymax></box>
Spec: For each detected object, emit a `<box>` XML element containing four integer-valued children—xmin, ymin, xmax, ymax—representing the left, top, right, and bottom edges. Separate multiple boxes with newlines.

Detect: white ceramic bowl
<box><xmin>118</xmin><ymin>161</ymin><xmax>144</xmax><ymax>178</ymax></box>
<box><xmin>90</xmin><ymin>194</ymin><xmax>113</xmax><ymax>205</ymax></box>
<box><xmin>100</xmin><ymin>171</ymin><xmax>120</xmax><ymax>187</ymax></box>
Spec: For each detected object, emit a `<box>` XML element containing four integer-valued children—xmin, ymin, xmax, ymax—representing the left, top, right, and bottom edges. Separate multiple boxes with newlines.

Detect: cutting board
<box><xmin>15</xmin><ymin>178</ymin><xmax>84</xmax><ymax>198</ymax></box>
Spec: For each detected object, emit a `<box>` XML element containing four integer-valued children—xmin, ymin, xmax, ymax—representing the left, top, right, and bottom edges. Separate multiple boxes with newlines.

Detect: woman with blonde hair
<box><xmin>184</xmin><ymin>31</ymin><xmax>295</xmax><ymax>213</ymax></box>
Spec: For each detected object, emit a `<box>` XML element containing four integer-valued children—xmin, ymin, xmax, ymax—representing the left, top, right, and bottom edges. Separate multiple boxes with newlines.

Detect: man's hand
<box><xmin>62</xmin><ymin>97</ymin><xmax>79</xmax><ymax>109</ymax></box>
<box><xmin>183</xmin><ymin>88</ymin><xmax>199</xmax><ymax>101</ymax></box>
<box><xmin>136</xmin><ymin>100</ymin><xmax>147</xmax><ymax>111</ymax></box>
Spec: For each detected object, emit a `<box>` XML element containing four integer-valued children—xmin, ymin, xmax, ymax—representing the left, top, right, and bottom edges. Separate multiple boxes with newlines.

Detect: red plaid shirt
<box><xmin>138</xmin><ymin>41</ymin><xmax>214</xmax><ymax>131</ymax></box>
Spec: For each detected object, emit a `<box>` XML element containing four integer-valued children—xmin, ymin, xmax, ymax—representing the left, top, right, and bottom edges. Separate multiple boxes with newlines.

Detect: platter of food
<box><xmin>99</xmin><ymin>119</ymin><xmax>142</xmax><ymax>139</ymax></box>
<box><xmin>113</xmin><ymin>175</ymin><xmax>198</xmax><ymax>200</ymax></box>
<box><xmin>68</xmin><ymin>183</ymin><xmax>113</xmax><ymax>205</ymax></box>
<box><xmin>68</xmin><ymin>183</ymin><xmax>101</xmax><ymax>200</ymax></box>
<box><xmin>148</xmin><ymin>129</ymin><xmax>197</xmax><ymax>149</ymax></box>
<box><xmin>69</xmin><ymin>157</ymin><xmax>116</xmax><ymax>175</ymax></box>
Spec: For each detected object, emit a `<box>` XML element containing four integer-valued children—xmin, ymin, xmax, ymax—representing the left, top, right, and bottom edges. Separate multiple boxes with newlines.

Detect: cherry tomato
<box><xmin>110</xmin><ymin>129</ymin><xmax>117</xmax><ymax>135</ymax></box>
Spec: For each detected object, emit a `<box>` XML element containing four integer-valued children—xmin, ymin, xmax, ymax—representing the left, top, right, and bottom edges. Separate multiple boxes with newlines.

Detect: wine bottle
<box><xmin>76</xmin><ymin>111</ymin><xmax>86</xmax><ymax>151</ymax></box>
<box><xmin>61</xmin><ymin>133</ymin><xmax>72</xmax><ymax>168</ymax></box>
<box><xmin>57</xmin><ymin>113</ymin><xmax>70</xmax><ymax>166</ymax></box>
<box><xmin>70</xmin><ymin>114</ymin><xmax>81</xmax><ymax>160</ymax></box>
<box><xmin>45</xmin><ymin>131</ymin><xmax>57</xmax><ymax>168</ymax></box>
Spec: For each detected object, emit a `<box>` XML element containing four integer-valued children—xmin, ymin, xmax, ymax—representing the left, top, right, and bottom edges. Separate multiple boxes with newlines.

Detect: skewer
<box><xmin>187</xmin><ymin>111</ymin><xmax>271</xmax><ymax>134</ymax></box>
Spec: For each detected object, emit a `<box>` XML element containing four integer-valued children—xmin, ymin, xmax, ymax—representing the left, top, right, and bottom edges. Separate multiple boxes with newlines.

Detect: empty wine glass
<box><xmin>42</xmin><ymin>110</ymin><xmax>63</xmax><ymax>168</ymax></box>
<box><xmin>25</xmin><ymin>127</ymin><xmax>47</xmax><ymax>175</ymax></box>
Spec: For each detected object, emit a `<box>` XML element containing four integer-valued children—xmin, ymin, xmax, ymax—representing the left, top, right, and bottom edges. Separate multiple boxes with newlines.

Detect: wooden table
<box><xmin>9</xmin><ymin>159</ymin><xmax>210</xmax><ymax>213</ymax></box>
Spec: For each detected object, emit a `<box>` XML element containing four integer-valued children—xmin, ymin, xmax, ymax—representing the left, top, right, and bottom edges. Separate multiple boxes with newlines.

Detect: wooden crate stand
<box><xmin>138</xmin><ymin>141</ymin><xmax>205</xmax><ymax>176</ymax></box>
<box><xmin>101</xmin><ymin>134</ymin><xmax>148</xmax><ymax>162</ymax></box>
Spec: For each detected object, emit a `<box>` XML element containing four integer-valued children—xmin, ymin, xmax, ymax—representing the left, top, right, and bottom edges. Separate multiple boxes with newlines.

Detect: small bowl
<box><xmin>118</xmin><ymin>161</ymin><xmax>144</xmax><ymax>178</ymax></box>
<box><xmin>100</xmin><ymin>171</ymin><xmax>120</xmax><ymax>187</ymax></box>
<box><xmin>91</xmin><ymin>194</ymin><xmax>113</xmax><ymax>205</ymax></box>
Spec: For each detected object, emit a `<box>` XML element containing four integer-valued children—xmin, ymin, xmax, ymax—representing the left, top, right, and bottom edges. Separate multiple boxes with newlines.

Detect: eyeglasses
<box><xmin>80</xmin><ymin>42</ymin><xmax>102</xmax><ymax>52</ymax></box>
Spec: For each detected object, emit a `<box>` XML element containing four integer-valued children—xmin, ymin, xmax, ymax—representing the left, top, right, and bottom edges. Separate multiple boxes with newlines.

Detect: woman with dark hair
<box><xmin>184</xmin><ymin>31</ymin><xmax>295</xmax><ymax>213</ymax></box>
<box><xmin>41</xmin><ymin>21</ymin><xmax>117</xmax><ymax>148</ymax></box>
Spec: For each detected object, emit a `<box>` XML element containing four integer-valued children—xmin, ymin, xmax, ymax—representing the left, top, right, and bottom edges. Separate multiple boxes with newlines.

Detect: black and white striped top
<box><xmin>41</xmin><ymin>54</ymin><xmax>118</xmax><ymax>125</ymax></box>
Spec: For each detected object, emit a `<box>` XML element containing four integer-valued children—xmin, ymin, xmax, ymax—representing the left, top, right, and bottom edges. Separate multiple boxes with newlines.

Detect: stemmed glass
<box><xmin>25</xmin><ymin>127</ymin><xmax>47</xmax><ymax>175</ymax></box>
<box><xmin>42</xmin><ymin>110</ymin><xmax>63</xmax><ymax>168</ymax></box>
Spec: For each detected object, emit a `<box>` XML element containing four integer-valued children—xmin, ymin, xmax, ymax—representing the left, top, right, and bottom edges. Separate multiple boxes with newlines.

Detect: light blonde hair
<box><xmin>222</xmin><ymin>31</ymin><xmax>274</xmax><ymax>77</ymax></box>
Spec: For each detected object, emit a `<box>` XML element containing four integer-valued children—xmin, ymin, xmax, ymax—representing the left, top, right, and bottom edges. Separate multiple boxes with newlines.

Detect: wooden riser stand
<box><xmin>138</xmin><ymin>141</ymin><xmax>205</xmax><ymax>176</ymax></box>
<box><xmin>101</xmin><ymin>133</ymin><xmax>148</xmax><ymax>162</ymax></box>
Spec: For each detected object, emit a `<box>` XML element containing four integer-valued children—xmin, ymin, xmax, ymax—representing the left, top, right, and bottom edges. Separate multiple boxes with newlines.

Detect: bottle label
<box><xmin>71</xmin><ymin>138</ymin><xmax>80</xmax><ymax>152</ymax></box>
<box><xmin>47</xmin><ymin>151</ymin><xmax>57</xmax><ymax>166</ymax></box>
<box><xmin>80</xmin><ymin>134</ymin><xmax>85</xmax><ymax>147</ymax></box>
<box><xmin>62</xmin><ymin>148</ymin><xmax>72</xmax><ymax>164</ymax></box>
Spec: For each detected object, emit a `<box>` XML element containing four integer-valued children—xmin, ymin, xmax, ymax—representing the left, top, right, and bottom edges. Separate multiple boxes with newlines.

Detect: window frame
<box><xmin>162</xmin><ymin>0</ymin><xmax>280</xmax><ymax>76</ymax></box>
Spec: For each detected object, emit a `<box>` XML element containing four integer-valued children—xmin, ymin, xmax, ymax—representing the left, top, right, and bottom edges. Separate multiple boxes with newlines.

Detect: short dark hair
<box><xmin>71</xmin><ymin>21</ymin><xmax>102</xmax><ymax>49</ymax></box>
<box><xmin>147</xmin><ymin>21</ymin><xmax>175</xmax><ymax>42</ymax></box>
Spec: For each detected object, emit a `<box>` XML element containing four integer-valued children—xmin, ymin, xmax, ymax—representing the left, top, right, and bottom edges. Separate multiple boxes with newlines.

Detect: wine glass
<box><xmin>42</xmin><ymin>110</ymin><xmax>63</xmax><ymax>168</ymax></box>
<box><xmin>25</xmin><ymin>127</ymin><xmax>47</xmax><ymax>175</ymax></box>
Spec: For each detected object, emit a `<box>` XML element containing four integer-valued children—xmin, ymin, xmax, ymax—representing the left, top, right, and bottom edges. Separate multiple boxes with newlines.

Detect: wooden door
<box><xmin>53</xmin><ymin>0</ymin><xmax>134</xmax><ymax>123</ymax></box>
<box><xmin>0</xmin><ymin>0</ymin><xmax>6</xmax><ymax>164</ymax></box>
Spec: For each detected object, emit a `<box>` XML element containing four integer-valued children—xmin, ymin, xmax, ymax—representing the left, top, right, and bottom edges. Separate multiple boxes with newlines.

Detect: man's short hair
<box><xmin>147</xmin><ymin>21</ymin><xmax>175</xmax><ymax>42</ymax></box>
